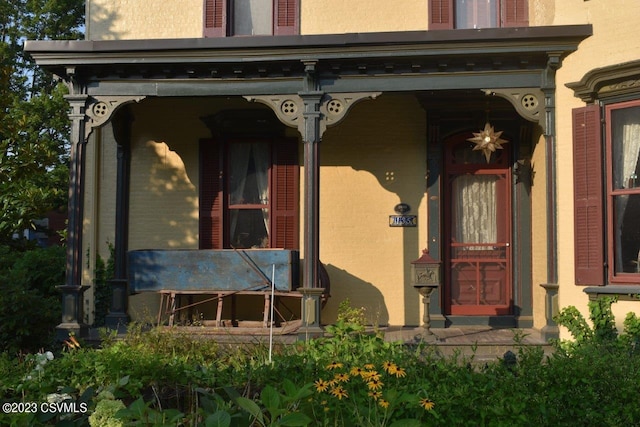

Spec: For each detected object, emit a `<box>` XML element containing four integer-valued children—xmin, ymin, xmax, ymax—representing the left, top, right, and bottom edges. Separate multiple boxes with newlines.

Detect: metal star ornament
<box><xmin>467</xmin><ymin>122</ymin><xmax>509</xmax><ymax>163</ymax></box>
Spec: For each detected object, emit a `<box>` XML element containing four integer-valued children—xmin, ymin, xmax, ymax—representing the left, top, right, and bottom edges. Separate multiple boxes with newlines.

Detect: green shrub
<box><xmin>92</xmin><ymin>244</ymin><xmax>115</xmax><ymax>327</ymax></box>
<box><xmin>2</xmin><ymin>298</ymin><xmax>640</xmax><ymax>426</ymax></box>
<box><xmin>0</xmin><ymin>245</ymin><xmax>65</xmax><ymax>354</ymax></box>
<box><xmin>554</xmin><ymin>296</ymin><xmax>640</xmax><ymax>351</ymax></box>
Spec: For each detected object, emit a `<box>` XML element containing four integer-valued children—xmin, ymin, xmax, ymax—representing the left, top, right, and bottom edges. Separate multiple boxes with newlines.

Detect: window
<box><xmin>430</xmin><ymin>0</ymin><xmax>528</xmax><ymax>30</ymax></box>
<box><xmin>573</xmin><ymin>99</ymin><xmax>640</xmax><ymax>285</ymax></box>
<box><xmin>204</xmin><ymin>0</ymin><xmax>299</xmax><ymax>37</ymax></box>
<box><xmin>199</xmin><ymin>138</ymin><xmax>299</xmax><ymax>250</ymax></box>
<box><xmin>607</xmin><ymin>101</ymin><xmax>640</xmax><ymax>278</ymax></box>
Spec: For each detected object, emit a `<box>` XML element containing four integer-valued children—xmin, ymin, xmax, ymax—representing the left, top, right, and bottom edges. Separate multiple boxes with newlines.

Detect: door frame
<box><xmin>442</xmin><ymin>131</ymin><xmax>513</xmax><ymax>316</ymax></box>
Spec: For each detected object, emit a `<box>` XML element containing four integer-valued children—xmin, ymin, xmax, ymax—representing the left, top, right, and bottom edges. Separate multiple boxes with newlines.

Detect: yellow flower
<box><xmin>364</xmin><ymin>363</ymin><xmax>375</xmax><ymax>370</ymax></box>
<box><xmin>419</xmin><ymin>398</ymin><xmax>435</xmax><ymax>411</ymax></box>
<box><xmin>367</xmin><ymin>390</ymin><xmax>382</xmax><ymax>401</ymax></box>
<box><xmin>350</xmin><ymin>366</ymin><xmax>364</xmax><ymax>377</ymax></box>
<box><xmin>326</xmin><ymin>361</ymin><xmax>343</xmax><ymax>370</ymax></box>
<box><xmin>334</xmin><ymin>372</ymin><xmax>350</xmax><ymax>383</ymax></box>
<box><xmin>330</xmin><ymin>386</ymin><xmax>348</xmax><ymax>400</ymax></box>
<box><xmin>367</xmin><ymin>378</ymin><xmax>384</xmax><ymax>391</ymax></box>
<box><xmin>382</xmin><ymin>361</ymin><xmax>396</xmax><ymax>373</ymax></box>
<box><xmin>378</xmin><ymin>399</ymin><xmax>390</xmax><ymax>408</ymax></box>
<box><xmin>314</xmin><ymin>379</ymin><xmax>330</xmax><ymax>392</ymax></box>
<box><xmin>394</xmin><ymin>367</ymin><xmax>407</xmax><ymax>378</ymax></box>
<box><xmin>363</xmin><ymin>370</ymin><xmax>381</xmax><ymax>381</ymax></box>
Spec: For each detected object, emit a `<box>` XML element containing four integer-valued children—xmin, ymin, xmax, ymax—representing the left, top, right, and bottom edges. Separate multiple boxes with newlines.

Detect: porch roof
<box><xmin>25</xmin><ymin>25</ymin><xmax>592</xmax><ymax>95</ymax></box>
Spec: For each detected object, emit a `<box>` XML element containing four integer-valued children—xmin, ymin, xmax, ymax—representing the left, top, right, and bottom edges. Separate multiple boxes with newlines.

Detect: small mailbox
<box><xmin>411</xmin><ymin>249</ymin><xmax>441</xmax><ymax>287</ymax></box>
<box><xmin>410</xmin><ymin>249</ymin><xmax>441</xmax><ymax>336</ymax></box>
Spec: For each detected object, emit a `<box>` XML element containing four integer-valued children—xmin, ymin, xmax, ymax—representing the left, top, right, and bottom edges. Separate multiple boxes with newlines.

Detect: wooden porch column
<box><xmin>105</xmin><ymin>107</ymin><xmax>133</xmax><ymax>332</ymax></box>
<box><xmin>540</xmin><ymin>55</ymin><xmax>562</xmax><ymax>341</ymax></box>
<box><xmin>56</xmin><ymin>93</ymin><xmax>90</xmax><ymax>340</ymax></box>
<box><xmin>298</xmin><ymin>62</ymin><xmax>325</xmax><ymax>337</ymax></box>
<box><xmin>245</xmin><ymin>72</ymin><xmax>380</xmax><ymax>336</ymax></box>
<box><xmin>300</xmin><ymin>61</ymin><xmax>323</xmax><ymax>291</ymax></box>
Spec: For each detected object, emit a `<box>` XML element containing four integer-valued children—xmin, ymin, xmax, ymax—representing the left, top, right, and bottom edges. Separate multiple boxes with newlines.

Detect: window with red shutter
<box><xmin>274</xmin><ymin>0</ymin><xmax>299</xmax><ymax>35</ymax></box>
<box><xmin>572</xmin><ymin>105</ymin><xmax>605</xmax><ymax>285</ymax></box>
<box><xmin>199</xmin><ymin>138</ymin><xmax>299</xmax><ymax>250</ymax></box>
<box><xmin>199</xmin><ymin>140</ymin><xmax>224</xmax><ymax>249</ymax></box>
<box><xmin>430</xmin><ymin>0</ymin><xmax>454</xmax><ymax>30</ymax></box>
<box><xmin>429</xmin><ymin>0</ymin><xmax>528</xmax><ymax>29</ymax></box>
<box><xmin>502</xmin><ymin>0</ymin><xmax>528</xmax><ymax>27</ymax></box>
<box><xmin>272</xmin><ymin>138</ymin><xmax>299</xmax><ymax>248</ymax></box>
<box><xmin>203</xmin><ymin>0</ymin><xmax>298</xmax><ymax>37</ymax></box>
<box><xmin>203</xmin><ymin>0</ymin><xmax>227</xmax><ymax>38</ymax></box>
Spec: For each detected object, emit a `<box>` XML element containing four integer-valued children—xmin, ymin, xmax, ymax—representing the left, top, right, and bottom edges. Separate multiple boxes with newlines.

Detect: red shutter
<box><xmin>199</xmin><ymin>139</ymin><xmax>224</xmax><ymax>249</ymax></box>
<box><xmin>274</xmin><ymin>0</ymin><xmax>299</xmax><ymax>35</ymax></box>
<box><xmin>430</xmin><ymin>0</ymin><xmax>454</xmax><ymax>30</ymax></box>
<box><xmin>271</xmin><ymin>138</ymin><xmax>299</xmax><ymax>249</ymax></box>
<box><xmin>502</xmin><ymin>0</ymin><xmax>529</xmax><ymax>27</ymax></box>
<box><xmin>573</xmin><ymin>105</ymin><xmax>605</xmax><ymax>285</ymax></box>
<box><xmin>203</xmin><ymin>0</ymin><xmax>227</xmax><ymax>37</ymax></box>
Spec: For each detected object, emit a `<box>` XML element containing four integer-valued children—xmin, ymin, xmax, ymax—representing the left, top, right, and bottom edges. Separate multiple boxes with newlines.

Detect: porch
<box><xmin>115</xmin><ymin>324</ymin><xmax>554</xmax><ymax>362</ymax></box>
<box><xmin>24</xmin><ymin>26</ymin><xmax>593</xmax><ymax>339</ymax></box>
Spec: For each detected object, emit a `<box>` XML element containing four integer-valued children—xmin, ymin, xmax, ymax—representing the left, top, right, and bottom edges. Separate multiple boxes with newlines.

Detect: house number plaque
<box><xmin>389</xmin><ymin>215</ymin><xmax>417</xmax><ymax>227</ymax></box>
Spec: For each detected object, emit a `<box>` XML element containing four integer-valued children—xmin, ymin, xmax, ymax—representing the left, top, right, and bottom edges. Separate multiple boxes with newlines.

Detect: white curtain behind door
<box><xmin>453</xmin><ymin>174</ymin><xmax>498</xmax><ymax>245</ymax></box>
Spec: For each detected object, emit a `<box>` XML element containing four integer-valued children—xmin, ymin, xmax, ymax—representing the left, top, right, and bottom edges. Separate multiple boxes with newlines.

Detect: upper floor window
<box><xmin>204</xmin><ymin>0</ymin><xmax>299</xmax><ymax>37</ymax></box>
<box><xmin>430</xmin><ymin>0</ymin><xmax>528</xmax><ymax>30</ymax></box>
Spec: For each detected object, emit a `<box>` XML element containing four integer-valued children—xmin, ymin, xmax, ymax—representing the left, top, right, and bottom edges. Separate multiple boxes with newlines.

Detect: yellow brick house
<box><xmin>24</xmin><ymin>0</ymin><xmax>640</xmax><ymax>340</ymax></box>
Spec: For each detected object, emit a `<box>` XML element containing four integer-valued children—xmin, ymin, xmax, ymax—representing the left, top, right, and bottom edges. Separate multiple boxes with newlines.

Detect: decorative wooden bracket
<box><xmin>482</xmin><ymin>88</ymin><xmax>545</xmax><ymax>126</ymax></box>
<box><xmin>84</xmin><ymin>96</ymin><xmax>146</xmax><ymax>141</ymax></box>
<box><xmin>244</xmin><ymin>92</ymin><xmax>381</xmax><ymax>139</ymax></box>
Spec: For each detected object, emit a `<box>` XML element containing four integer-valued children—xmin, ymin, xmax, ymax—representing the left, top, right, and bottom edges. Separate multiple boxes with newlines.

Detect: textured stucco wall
<box><xmin>86</xmin><ymin>0</ymin><xmax>203</xmax><ymax>40</ymax></box>
<box><xmin>319</xmin><ymin>94</ymin><xmax>427</xmax><ymax>326</ymax></box>
<box><xmin>552</xmin><ymin>0</ymin><xmax>640</xmax><ymax>332</ymax></box>
<box><xmin>86</xmin><ymin>0</ymin><xmax>428</xmax><ymax>40</ymax></box>
<box><xmin>300</xmin><ymin>0</ymin><xmax>428</xmax><ymax>35</ymax></box>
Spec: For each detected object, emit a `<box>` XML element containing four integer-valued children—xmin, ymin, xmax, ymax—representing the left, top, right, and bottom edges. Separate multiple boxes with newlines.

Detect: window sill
<box><xmin>583</xmin><ymin>285</ymin><xmax>640</xmax><ymax>301</ymax></box>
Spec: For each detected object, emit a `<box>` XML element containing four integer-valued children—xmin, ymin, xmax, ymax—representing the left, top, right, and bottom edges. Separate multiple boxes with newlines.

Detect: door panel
<box><xmin>444</xmin><ymin>133</ymin><xmax>512</xmax><ymax>315</ymax></box>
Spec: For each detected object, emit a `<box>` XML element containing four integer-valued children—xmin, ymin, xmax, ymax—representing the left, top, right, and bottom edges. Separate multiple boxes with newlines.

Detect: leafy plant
<box><xmin>234</xmin><ymin>379</ymin><xmax>313</xmax><ymax>426</ymax></box>
<box><xmin>0</xmin><ymin>245</ymin><xmax>65</xmax><ymax>354</ymax></box>
<box><xmin>93</xmin><ymin>243</ymin><xmax>115</xmax><ymax>327</ymax></box>
<box><xmin>554</xmin><ymin>296</ymin><xmax>640</xmax><ymax>351</ymax></box>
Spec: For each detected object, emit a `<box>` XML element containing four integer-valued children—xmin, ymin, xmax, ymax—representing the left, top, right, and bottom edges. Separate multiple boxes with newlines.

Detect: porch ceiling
<box><xmin>25</xmin><ymin>25</ymin><xmax>592</xmax><ymax>96</ymax></box>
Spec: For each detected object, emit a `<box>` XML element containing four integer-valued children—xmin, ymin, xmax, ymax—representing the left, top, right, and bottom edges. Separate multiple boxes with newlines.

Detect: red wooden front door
<box><xmin>444</xmin><ymin>133</ymin><xmax>512</xmax><ymax>315</ymax></box>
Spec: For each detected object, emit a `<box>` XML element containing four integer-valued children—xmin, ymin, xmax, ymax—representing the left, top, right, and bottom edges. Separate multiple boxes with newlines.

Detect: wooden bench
<box><xmin>157</xmin><ymin>289</ymin><xmax>302</xmax><ymax>327</ymax></box>
<box><xmin>128</xmin><ymin>249</ymin><xmax>300</xmax><ymax>327</ymax></box>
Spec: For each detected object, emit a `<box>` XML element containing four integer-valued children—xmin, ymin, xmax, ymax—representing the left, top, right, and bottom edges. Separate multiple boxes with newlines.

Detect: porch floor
<box><xmin>160</xmin><ymin>324</ymin><xmax>554</xmax><ymax>361</ymax></box>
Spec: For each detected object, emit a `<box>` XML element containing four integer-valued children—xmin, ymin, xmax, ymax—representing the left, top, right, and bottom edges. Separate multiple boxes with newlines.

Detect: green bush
<box><xmin>92</xmin><ymin>243</ymin><xmax>114</xmax><ymax>327</ymax></box>
<box><xmin>0</xmin><ymin>245</ymin><xmax>65</xmax><ymax>355</ymax></box>
<box><xmin>2</xmin><ymin>299</ymin><xmax>640</xmax><ymax>426</ymax></box>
